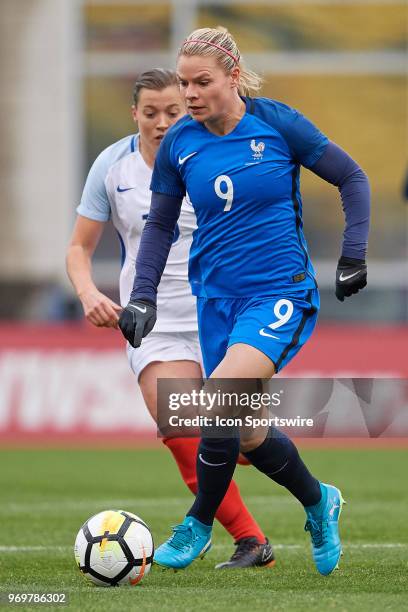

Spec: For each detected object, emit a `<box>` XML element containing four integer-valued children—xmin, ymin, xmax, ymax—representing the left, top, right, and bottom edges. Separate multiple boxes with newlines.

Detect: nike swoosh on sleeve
<box><xmin>117</xmin><ymin>186</ymin><xmax>136</xmax><ymax>192</ymax></box>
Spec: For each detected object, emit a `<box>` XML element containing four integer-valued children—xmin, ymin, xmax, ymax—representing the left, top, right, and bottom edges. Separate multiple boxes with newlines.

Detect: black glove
<box><xmin>335</xmin><ymin>256</ymin><xmax>367</xmax><ymax>302</ymax></box>
<box><xmin>118</xmin><ymin>300</ymin><xmax>157</xmax><ymax>348</ymax></box>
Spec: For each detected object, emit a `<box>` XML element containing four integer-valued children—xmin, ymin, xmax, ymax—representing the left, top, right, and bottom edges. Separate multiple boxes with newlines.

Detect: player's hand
<box><xmin>335</xmin><ymin>256</ymin><xmax>367</xmax><ymax>302</ymax></box>
<box><xmin>79</xmin><ymin>288</ymin><xmax>122</xmax><ymax>328</ymax></box>
<box><xmin>118</xmin><ymin>300</ymin><xmax>157</xmax><ymax>348</ymax></box>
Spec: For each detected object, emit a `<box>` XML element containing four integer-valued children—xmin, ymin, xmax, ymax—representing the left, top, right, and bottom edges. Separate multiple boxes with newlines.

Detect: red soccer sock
<box><xmin>163</xmin><ymin>437</ymin><xmax>266</xmax><ymax>543</ymax></box>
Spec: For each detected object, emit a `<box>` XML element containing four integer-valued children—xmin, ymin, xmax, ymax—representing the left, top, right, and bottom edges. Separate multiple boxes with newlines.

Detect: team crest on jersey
<box><xmin>250</xmin><ymin>139</ymin><xmax>265</xmax><ymax>160</ymax></box>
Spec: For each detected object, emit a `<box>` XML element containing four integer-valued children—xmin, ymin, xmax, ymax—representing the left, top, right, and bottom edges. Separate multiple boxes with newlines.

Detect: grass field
<box><xmin>0</xmin><ymin>447</ymin><xmax>407</xmax><ymax>611</ymax></box>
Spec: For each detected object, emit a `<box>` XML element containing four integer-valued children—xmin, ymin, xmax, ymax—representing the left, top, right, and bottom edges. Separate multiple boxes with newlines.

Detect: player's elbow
<box><xmin>65</xmin><ymin>242</ymin><xmax>91</xmax><ymax>274</ymax></box>
<box><xmin>339</xmin><ymin>165</ymin><xmax>370</xmax><ymax>195</ymax></box>
<box><xmin>65</xmin><ymin>243</ymin><xmax>77</xmax><ymax>275</ymax></box>
<box><xmin>354</xmin><ymin>166</ymin><xmax>370</xmax><ymax>185</ymax></box>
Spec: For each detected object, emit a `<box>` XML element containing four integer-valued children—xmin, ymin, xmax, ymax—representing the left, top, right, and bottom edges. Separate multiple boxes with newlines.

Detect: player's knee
<box><xmin>200</xmin><ymin>436</ymin><xmax>240</xmax><ymax>463</ymax></box>
<box><xmin>239</xmin><ymin>433</ymin><xmax>267</xmax><ymax>454</ymax></box>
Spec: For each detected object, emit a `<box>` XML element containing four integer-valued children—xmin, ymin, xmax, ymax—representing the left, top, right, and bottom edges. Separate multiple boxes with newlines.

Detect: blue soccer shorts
<box><xmin>196</xmin><ymin>289</ymin><xmax>320</xmax><ymax>376</ymax></box>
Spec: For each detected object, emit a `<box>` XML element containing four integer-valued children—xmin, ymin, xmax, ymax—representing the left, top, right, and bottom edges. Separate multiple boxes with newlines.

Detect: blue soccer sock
<box><xmin>187</xmin><ymin>436</ymin><xmax>240</xmax><ymax>526</ymax></box>
<box><xmin>243</xmin><ymin>427</ymin><xmax>321</xmax><ymax>507</ymax></box>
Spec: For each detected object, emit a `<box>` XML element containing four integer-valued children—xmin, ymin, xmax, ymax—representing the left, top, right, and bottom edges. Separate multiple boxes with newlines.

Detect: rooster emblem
<box><xmin>250</xmin><ymin>140</ymin><xmax>265</xmax><ymax>160</ymax></box>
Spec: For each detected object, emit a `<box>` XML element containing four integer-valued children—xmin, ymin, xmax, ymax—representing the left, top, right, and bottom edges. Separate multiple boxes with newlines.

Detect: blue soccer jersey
<box><xmin>150</xmin><ymin>97</ymin><xmax>329</xmax><ymax>298</ymax></box>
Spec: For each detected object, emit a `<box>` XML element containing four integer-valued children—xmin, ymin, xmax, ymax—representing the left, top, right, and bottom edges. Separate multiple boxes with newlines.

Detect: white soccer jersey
<box><xmin>77</xmin><ymin>134</ymin><xmax>197</xmax><ymax>332</ymax></box>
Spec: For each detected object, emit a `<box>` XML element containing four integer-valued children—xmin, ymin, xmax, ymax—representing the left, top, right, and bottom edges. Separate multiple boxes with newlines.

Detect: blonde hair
<box><xmin>179</xmin><ymin>26</ymin><xmax>262</xmax><ymax>97</ymax></box>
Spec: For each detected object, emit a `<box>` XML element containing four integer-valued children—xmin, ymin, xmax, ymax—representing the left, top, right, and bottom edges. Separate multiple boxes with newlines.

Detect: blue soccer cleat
<box><xmin>304</xmin><ymin>482</ymin><xmax>346</xmax><ymax>576</ymax></box>
<box><xmin>154</xmin><ymin>516</ymin><xmax>212</xmax><ymax>570</ymax></box>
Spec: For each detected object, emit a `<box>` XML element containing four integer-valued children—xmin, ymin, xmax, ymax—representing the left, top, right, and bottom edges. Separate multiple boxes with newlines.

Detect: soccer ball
<box><xmin>74</xmin><ymin>510</ymin><xmax>154</xmax><ymax>586</ymax></box>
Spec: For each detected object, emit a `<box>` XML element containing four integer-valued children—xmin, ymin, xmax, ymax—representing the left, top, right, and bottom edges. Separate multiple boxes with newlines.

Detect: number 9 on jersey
<box><xmin>215</xmin><ymin>175</ymin><xmax>234</xmax><ymax>212</ymax></box>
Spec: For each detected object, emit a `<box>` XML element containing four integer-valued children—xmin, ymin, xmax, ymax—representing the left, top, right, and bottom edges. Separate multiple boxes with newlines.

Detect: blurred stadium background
<box><xmin>0</xmin><ymin>0</ymin><xmax>407</xmax><ymax>444</ymax></box>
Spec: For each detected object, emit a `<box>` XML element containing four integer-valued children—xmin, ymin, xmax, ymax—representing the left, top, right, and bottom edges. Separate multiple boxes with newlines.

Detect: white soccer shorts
<box><xmin>126</xmin><ymin>331</ymin><xmax>203</xmax><ymax>381</ymax></box>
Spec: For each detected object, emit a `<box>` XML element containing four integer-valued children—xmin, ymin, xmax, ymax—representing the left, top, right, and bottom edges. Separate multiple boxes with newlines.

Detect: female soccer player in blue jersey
<box><xmin>119</xmin><ymin>27</ymin><xmax>370</xmax><ymax>576</ymax></box>
<box><xmin>66</xmin><ymin>68</ymin><xmax>274</xmax><ymax>570</ymax></box>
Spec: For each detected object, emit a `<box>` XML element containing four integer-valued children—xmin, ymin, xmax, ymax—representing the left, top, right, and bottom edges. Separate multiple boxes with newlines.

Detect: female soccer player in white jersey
<box><xmin>66</xmin><ymin>68</ymin><xmax>275</xmax><ymax>570</ymax></box>
<box><xmin>119</xmin><ymin>29</ymin><xmax>370</xmax><ymax>575</ymax></box>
